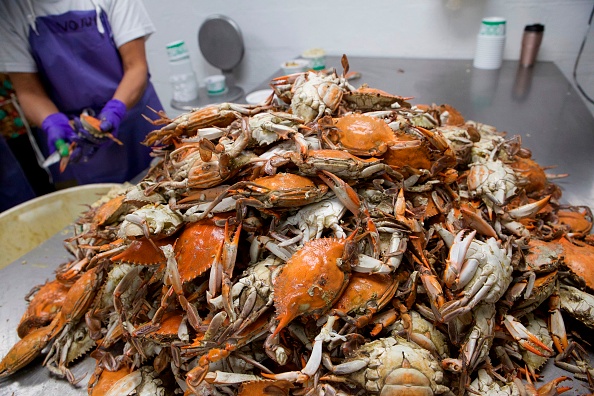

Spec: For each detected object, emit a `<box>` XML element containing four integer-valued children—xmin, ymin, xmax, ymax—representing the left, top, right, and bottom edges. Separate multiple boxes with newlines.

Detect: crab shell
<box><xmin>17</xmin><ymin>279</ymin><xmax>70</xmax><ymax>338</ymax></box>
<box><xmin>342</xmin><ymin>86</ymin><xmax>411</xmax><ymax>111</ymax></box>
<box><xmin>556</xmin><ymin>206</ymin><xmax>593</xmax><ymax>237</ymax></box>
<box><xmin>331</xmin><ymin>273</ymin><xmax>398</xmax><ymax>320</ymax></box>
<box><xmin>237</xmin><ymin>379</ymin><xmax>293</xmax><ymax>396</ymax></box>
<box><xmin>244</xmin><ymin>173</ymin><xmax>329</xmax><ymax>208</ymax></box>
<box><xmin>174</xmin><ymin>215</ymin><xmax>229</xmax><ymax>283</ymax></box>
<box><xmin>271</xmin><ymin>237</ymin><xmax>353</xmax><ymax>337</ymax></box>
<box><xmin>382</xmin><ymin>132</ymin><xmax>433</xmax><ymax>172</ymax></box>
<box><xmin>332</xmin><ymin>113</ymin><xmax>396</xmax><ymax>157</ymax></box>
<box><xmin>111</xmin><ymin>238</ymin><xmax>172</xmax><ymax>266</ymax></box>
<box><xmin>344</xmin><ymin>336</ymin><xmax>449</xmax><ymax>395</ymax></box>
<box><xmin>557</xmin><ymin>237</ymin><xmax>594</xmax><ymax>290</ymax></box>
<box><xmin>141</xmin><ymin>310</ymin><xmax>184</xmax><ymax>345</ymax></box>
<box><xmin>92</xmin><ymin>194</ymin><xmax>129</xmax><ymax>226</ymax></box>
<box><xmin>509</xmin><ymin>156</ymin><xmax>548</xmax><ymax>195</ymax></box>
<box><xmin>88</xmin><ymin>365</ymin><xmax>134</xmax><ymax>396</ymax></box>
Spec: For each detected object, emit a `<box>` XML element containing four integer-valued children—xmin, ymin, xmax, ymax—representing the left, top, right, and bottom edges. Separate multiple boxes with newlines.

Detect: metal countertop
<box><xmin>2</xmin><ymin>56</ymin><xmax>593</xmax><ymax>395</ymax></box>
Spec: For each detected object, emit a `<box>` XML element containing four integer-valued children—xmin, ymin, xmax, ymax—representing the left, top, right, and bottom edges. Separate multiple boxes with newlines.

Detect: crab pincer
<box><xmin>503</xmin><ymin>315</ymin><xmax>553</xmax><ymax>357</ymax></box>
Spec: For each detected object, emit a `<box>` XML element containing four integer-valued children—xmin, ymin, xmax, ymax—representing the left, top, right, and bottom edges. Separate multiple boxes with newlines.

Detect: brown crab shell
<box><xmin>343</xmin><ymin>86</ymin><xmax>412</xmax><ymax>111</ymax></box>
<box><xmin>523</xmin><ymin>239</ymin><xmax>564</xmax><ymax>273</ymax></box>
<box><xmin>272</xmin><ymin>237</ymin><xmax>351</xmax><ymax>337</ymax></box>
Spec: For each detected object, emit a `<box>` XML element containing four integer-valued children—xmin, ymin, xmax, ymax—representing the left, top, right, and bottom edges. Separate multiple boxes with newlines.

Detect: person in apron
<box><xmin>5</xmin><ymin>1</ymin><xmax>163</xmax><ymax>186</ymax></box>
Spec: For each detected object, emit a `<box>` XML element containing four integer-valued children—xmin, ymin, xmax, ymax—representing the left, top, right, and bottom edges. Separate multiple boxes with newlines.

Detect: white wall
<box><xmin>142</xmin><ymin>0</ymin><xmax>594</xmax><ymax>116</ymax></box>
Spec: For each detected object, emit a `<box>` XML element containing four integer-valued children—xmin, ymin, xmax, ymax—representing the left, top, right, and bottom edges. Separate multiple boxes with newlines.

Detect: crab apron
<box><xmin>28</xmin><ymin>7</ymin><xmax>162</xmax><ymax>184</ymax></box>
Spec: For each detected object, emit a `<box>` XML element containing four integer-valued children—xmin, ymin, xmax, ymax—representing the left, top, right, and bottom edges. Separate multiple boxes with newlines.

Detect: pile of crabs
<box><xmin>2</xmin><ymin>55</ymin><xmax>594</xmax><ymax>396</ymax></box>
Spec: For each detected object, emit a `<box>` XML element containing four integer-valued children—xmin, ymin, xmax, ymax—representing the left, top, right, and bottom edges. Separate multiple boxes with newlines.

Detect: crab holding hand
<box><xmin>41</xmin><ymin>112</ymin><xmax>77</xmax><ymax>155</ymax></box>
<box><xmin>98</xmin><ymin>99</ymin><xmax>126</xmax><ymax>136</ymax></box>
<box><xmin>69</xmin><ymin>117</ymin><xmax>101</xmax><ymax>163</ymax></box>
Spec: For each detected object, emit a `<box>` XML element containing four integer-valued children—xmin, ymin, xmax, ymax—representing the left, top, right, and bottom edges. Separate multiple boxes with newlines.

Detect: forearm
<box><xmin>111</xmin><ymin>38</ymin><xmax>149</xmax><ymax>109</ymax></box>
<box><xmin>8</xmin><ymin>72</ymin><xmax>59</xmax><ymax>127</ymax></box>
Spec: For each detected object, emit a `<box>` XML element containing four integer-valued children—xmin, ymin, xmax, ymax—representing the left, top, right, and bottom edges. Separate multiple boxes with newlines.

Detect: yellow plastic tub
<box><xmin>0</xmin><ymin>183</ymin><xmax>122</xmax><ymax>269</ymax></box>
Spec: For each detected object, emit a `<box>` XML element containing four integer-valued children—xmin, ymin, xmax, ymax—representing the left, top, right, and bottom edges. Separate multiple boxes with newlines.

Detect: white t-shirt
<box><xmin>0</xmin><ymin>0</ymin><xmax>155</xmax><ymax>73</ymax></box>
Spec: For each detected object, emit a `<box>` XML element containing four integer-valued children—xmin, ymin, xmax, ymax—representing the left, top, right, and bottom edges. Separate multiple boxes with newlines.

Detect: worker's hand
<box><xmin>41</xmin><ymin>113</ymin><xmax>77</xmax><ymax>155</ymax></box>
<box><xmin>98</xmin><ymin>99</ymin><xmax>127</xmax><ymax>137</ymax></box>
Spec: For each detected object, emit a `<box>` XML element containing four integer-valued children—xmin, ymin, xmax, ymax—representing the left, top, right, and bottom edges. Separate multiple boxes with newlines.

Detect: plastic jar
<box><xmin>166</xmin><ymin>41</ymin><xmax>200</xmax><ymax>102</ymax></box>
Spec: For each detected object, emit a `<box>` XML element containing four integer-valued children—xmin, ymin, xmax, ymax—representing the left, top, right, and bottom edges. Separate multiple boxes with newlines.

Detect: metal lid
<box><xmin>198</xmin><ymin>15</ymin><xmax>244</xmax><ymax>73</ymax></box>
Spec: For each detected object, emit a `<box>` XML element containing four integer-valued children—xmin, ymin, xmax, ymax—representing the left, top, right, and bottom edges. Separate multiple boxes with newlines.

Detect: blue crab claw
<box><xmin>503</xmin><ymin>315</ymin><xmax>553</xmax><ymax>357</ymax></box>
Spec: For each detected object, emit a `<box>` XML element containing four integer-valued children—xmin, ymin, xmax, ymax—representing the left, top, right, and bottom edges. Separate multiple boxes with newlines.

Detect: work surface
<box><xmin>2</xmin><ymin>56</ymin><xmax>593</xmax><ymax>394</ymax></box>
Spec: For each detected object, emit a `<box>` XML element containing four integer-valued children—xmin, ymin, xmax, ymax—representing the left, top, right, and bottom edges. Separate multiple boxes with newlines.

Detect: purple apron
<box><xmin>28</xmin><ymin>7</ymin><xmax>163</xmax><ymax>184</ymax></box>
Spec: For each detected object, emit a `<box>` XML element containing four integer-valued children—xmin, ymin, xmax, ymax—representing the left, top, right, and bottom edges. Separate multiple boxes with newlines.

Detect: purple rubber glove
<box><xmin>98</xmin><ymin>99</ymin><xmax>127</xmax><ymax>137</ymax></box>
<box><xmin>41</xmin><ymin>112</ymin><xmax>77</xmax><ymax>155</ymax></box>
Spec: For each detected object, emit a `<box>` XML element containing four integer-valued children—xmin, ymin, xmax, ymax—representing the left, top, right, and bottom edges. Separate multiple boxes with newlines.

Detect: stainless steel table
<box><xmin>2</xmin><ymin>57</ymin><xmax>593</xmax><ymax>395</ymax></box>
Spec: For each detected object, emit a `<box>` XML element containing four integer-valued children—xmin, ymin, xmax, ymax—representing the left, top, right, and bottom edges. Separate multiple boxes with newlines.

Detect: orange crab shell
<box><xmin>332</xmin><ymin>273</ymin><xmax>398</xmax><ymax>317</ymax></box>
<box><xmin>111</xmin><ymin>237</ymin><xmax>172</xmax><ymax>266</ymax></box>
<box><xmin>174</xmin><ymin>215</ymin><xmax>230</xmax><ymax>283</ymax></box>
<box><xmin>17</xmin><ymin>279</ymin><xmax>70</xmax><ymax>338</ymax></box>
<box><xmin>523</xmin><ymin>238</ymin><xmax>564</xmax><ymax>273</ymax></box>
<box><xmin>92</xmin><ymin>195</ymin><xmax>128</xmax><ymax>226</ymax></box>
<box><xmin>556</xmin><ymin>208</ymin><xmax>593</xmax><ymax>237</ymax></box>
<box><xmin>332</xmin><ymin>113</ymin><xmax>397</xmax><ymax>157</ymax></box>
<box><xmin>246</xmin><ymin>173</ymin><xmax>329</xmax><ymax>208</ymax></box>
<box><xmin>272</xmin><ymin>237</ymin><xmax>352</xmax><ymax>336</ymax></box>
<box><xmin>89</xmin><ymin>365</ymin><xmax>134</xmax><ymax>396</ymax></box>
<box><xmin>510</xmin><ymin>156</ymin><xmax>548</xmax><ymax>194</ymax></box>
<box><xmin>238</xmin><ymin>379</ymin><xmax>293</xmax><ymax>396</ymax></box>
<box><xmin>382</xmin><ymin>133</ymin><xmax>432</xmax><ymax>171</ymax></box>
<box><xmin>142</xmin><ymin>310</ymin><xmax>184</xmax><ymax>344</ymax></box>
<box><xmin>557</xmin><ymin>237</ymin><xmax>594</xmax><ymax>290</ymax></box>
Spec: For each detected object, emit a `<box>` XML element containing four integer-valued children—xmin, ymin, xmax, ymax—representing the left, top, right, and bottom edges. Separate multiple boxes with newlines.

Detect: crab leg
<box><xmin>159</xmin><ymin>245</ymin><xmax>202</xmax><ymax>331</ymax></box>
<box><xmin>262</xmin><ymin>315</ymin><xmax>345</xmax><ymax>383</ymax></box>
<box><xmin>317</xmin><ymin>170</ymin><xmax>360</xmax><ymax>217</ymax></box>
<box><xmin>221</xmin><ymin>221</ymin><xmax>242</xmax><ymax>322</ymax></box>
<box><xmin>503</xmin><ymin>315</ymin><xmax>553</xmax><ymax>356</ymax></box>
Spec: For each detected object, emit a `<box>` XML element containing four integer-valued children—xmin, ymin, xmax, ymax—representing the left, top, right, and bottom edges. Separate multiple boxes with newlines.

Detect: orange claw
<box><xmin>186</xmin><ymin>345</ymin><xmax>235</xmax><ymax>393</ymax></box>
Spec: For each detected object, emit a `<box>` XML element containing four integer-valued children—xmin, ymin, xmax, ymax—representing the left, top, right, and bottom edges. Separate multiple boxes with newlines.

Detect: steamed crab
<box><xmin>288</xmin><ymin>71</ymin><xmax>346</xmax><ymax>123</ymax></box>
<box><xmin>436</xmin><ymin>226</ymin><xmax>513</xmax><ymax>322</ymax></box>
<box><xmin>321</xmin><ymin>336</ymin><xmax>453</xmax><ymax>395</ymax></box>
